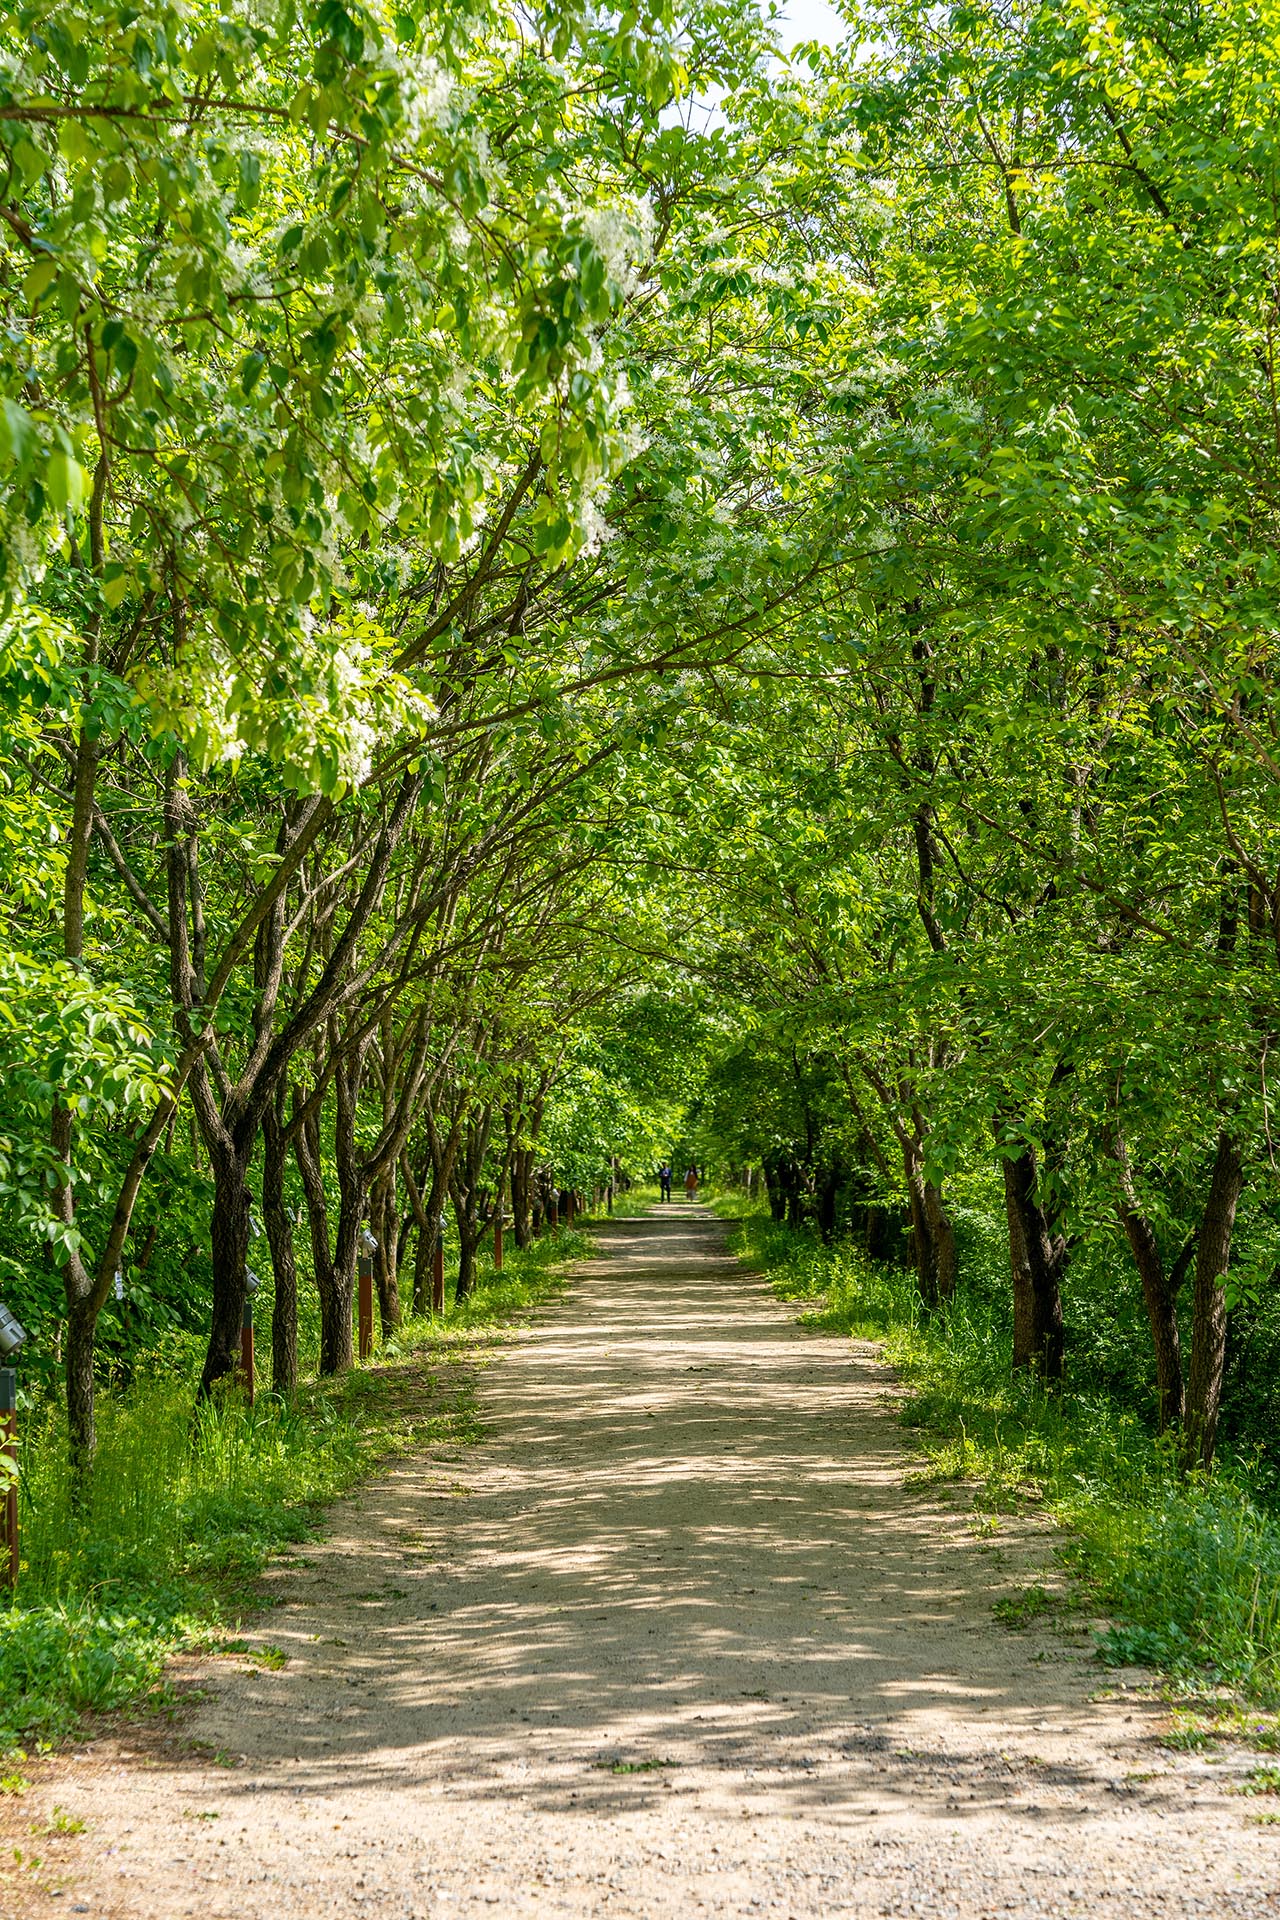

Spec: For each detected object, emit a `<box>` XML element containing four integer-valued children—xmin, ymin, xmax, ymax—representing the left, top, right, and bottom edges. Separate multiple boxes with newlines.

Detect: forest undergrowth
<box><xmin>0</xmin><ymin>1227</ymin><xmax>588</xmax><ymax>1769</ymax></box>
<box><xmin>719</xmin><ymin>1202</ymin><xmax>1280</xmax><ymax>1723</ymax></box>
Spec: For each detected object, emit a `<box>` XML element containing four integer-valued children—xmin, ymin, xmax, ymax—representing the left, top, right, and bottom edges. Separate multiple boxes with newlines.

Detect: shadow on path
<box><xmin>34</xmin><ymin>1206</ymin><xmax>1280</xmax><ymax>1920</ymax></box>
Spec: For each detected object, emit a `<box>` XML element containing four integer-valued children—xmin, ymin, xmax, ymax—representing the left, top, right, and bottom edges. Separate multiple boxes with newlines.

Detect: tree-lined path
<box><xmin>20</xmin><ymin>1210</ymin><xmax>1280</xmax><ymax>1917</ymax></box>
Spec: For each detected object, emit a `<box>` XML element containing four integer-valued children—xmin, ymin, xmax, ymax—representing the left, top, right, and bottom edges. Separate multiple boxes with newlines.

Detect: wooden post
<box><xmin>240</xmin><ymin>1300</ymin><xmax>255</xmax><ymax>1405</ymax></box>
<box><xmin>432</xmin><ymin>1216</ymin><xmax>445</xmax><ymax>1313</ymax></box>
<box><xmin>0</xmin><ymin>1368</ymin><xmax>16</xmax><ymax>1590</ymax></box>
<box><xmin>493</xmin><ymin>1213</ymin><xmax>504</xmax><ymax>1271</ymax></box>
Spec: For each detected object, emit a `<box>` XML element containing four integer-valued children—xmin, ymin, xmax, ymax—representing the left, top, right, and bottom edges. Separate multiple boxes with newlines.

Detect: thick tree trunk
<box><xmin>999</xmin><ymin>1148</ymin><xmax>1066</xmax><ymax>1380</ymax></box>
<box><xmin>200</xmin><ymin>1142</ymin><xmax>253</xmax><ymax>1397</ymax></box>
<box><xmin>263</xmin><ymin>1097</ymin><xmax>297</xmax><ymax>1395</ymax></box>
<box><xmin>1182</xmin><ymin>1130</ymin><xmax>1244</xmax><ymax>1473</ymax></box>
<box><xmin>317</xmin><ymin>1277</ymin><xmax>351</xmax><ymax>1374</ymax></box>
<box><xmin>924</xmin><ymin>1179</ymin><xmax>958</xmax><ymax>1301</ymax></box>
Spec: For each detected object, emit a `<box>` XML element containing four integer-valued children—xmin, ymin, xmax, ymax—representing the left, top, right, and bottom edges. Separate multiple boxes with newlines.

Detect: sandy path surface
<box><xmin>11</xmin><ymin>1205</ymin><xmax>1280</xmax><ymax>1919</ymax></box>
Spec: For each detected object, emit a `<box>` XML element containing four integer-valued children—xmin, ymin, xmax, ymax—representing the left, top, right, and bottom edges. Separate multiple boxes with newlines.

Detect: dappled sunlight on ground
<box><xmin>21</xmin><ymin>1208</ymin><xmax>1280</xmax><ymax>1918</ymax></box>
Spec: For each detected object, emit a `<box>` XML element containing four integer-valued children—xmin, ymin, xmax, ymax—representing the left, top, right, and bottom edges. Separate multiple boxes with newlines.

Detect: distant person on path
<box><xmin>684</xmin><ymin>1165</ymin><xmax>699</xmax><ymax>1201</ymax></box>
<box><xmin>658</xmin><ymin>1163</ymin><xmax>672</xmax><ymax>1201</ymax></box>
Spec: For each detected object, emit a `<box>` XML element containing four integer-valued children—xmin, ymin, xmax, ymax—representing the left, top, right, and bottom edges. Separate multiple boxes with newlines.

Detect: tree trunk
<box><xmin>999</xmin><ymin>1148</ymin><xmax>1066</xmax><ymax>1380</ymax></box>
<box><xmin>373</xmin><ymin>1173</ymin><xmax>402</xmax><ymax>1337</ymax></box>
<box><xmin>1117</xmin><ymin>1202</ymin><xmax>1184</xmax><ymax>1433</ymax></box>
<box><xmin>1182</xmin><ymin>1130</ymin><xmax>1244</xmax><ymax>1473</ymax></box>
<box><xmin>295</xmin><ymin>1104</ymin><xmax>353</xmax><ymax>1377</ymax></box>
<box><xmin>905</xmin><ymin>1163</ymin><xmax>956</xmax><ymax>1307</ymax></box>
<box><xmin>455</xmin><ymin>1233</ymin><xmax>477</xmax><ymax>1302</ymax></box>
<box><xmin>924</xmin><ymin>1178</ymin><xmax>958</xmax><ymax>1301</ymax></box>
<box><xmin>906</xmin><ymin>1163</ymin><xmax>938</xmax><ymax>1308</ymax></box>
<box><xmin>512</xmin><ymin>1148</ymin><xmax>534</xmax><ymax>1249</ymax></box>
<box><xmin>65</xmin><ymin>1292</ymin><xmax>99</xmax><ymax>1481</ymax></box>
<box><xmin>263</xmin><ymin>1096</ymin><xmax>297</xmax><ymax>1395</ymax></box>
<box><xmin>816</xmin><ymin>1162</ymin><xmax>840</xmax><ymax>1241</ymax></box>
<box><xmin>200</xmin><ymin>1141</ymin><xmax>253</xmax><ymax>1397</ymax></box>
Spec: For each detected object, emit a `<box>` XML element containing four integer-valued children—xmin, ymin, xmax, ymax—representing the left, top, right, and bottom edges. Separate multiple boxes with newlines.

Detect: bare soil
<box><xmin>5</xmin><ymin>1205</ymin><xmax>1279</xmax><ymax>1918</ymax></box>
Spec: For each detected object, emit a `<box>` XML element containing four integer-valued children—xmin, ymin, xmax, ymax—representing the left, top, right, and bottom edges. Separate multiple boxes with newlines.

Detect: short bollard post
<box><xmin>0</xmin><ymin>1367</ymin><xmax>17</xmax><ymax>1591</ymax></box>
<box><xmin>493</xmin><ymin>1212</ymin><xmax>504</xmax><ymax>1271</ymax></box>
<box><xmin>240</xmin><ymin>1299</ymin><xmax>255</xmax><ymax>1405</ymax></box>
<box><xmin>357</xmin><ymin>1227</ymin><xmax>376</xmax><ymax>1361</ymax></box>
<box><xmin>432</xmin><ymin>1214</ymin><xmax>446</xmax><ymax>1314</ymax></box>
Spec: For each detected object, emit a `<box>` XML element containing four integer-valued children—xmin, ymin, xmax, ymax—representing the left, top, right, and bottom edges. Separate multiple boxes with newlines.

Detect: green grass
<box><xmin>721</xmin><ymin>1207</ymin><xmax>1280</xmax><ymax>1708</ymax></box>
<box><xmin>0</xmin><ymin>1224</ymin><xmax>588</xmax><ymax>1758</ymax></box>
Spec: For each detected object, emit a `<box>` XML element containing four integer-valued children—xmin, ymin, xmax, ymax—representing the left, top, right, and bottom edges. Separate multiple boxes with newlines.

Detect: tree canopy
<box><xmin>4</xmin><ymin>0</ymin><xmax>1280</xmax><ymax>1515</ymax></box>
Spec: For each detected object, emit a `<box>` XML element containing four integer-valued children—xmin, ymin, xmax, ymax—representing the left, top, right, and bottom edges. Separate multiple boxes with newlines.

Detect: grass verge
<box><xmin>0</xmin><ymin>1224</ymin><xmax>588</xmax><ymax>1762</ymax></box>
<box><xmin>719</xmin><ymin>1204</ymin><xmax>1280</xmax><ymax>1712</ymax></box>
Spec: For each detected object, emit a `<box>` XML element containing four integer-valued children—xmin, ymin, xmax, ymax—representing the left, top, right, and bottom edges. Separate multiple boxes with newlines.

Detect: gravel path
<box><xmin>12</xmin><ymin>1205</ymin><xmax>1280</xmax><ymax>1918</ymax></box>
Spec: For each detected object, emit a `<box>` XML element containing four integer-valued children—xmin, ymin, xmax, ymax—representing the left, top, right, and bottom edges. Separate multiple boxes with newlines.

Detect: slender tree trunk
<box><xmin>1182</xmin><ymin>1130</ymin><xmax>1244</xmax><ymax>1473</ymax></box>
<box><xmin>402</xmin><ymin>1156</ymin><xmax>432</xmax><ymax>1315</ymax></box>
<box><xmin>512</xmin><ymin>1148</ymin><xmax>533</xmax><ymax>1249</ymax></box>
<box><xmin>1116</xmin><ymin>1202</ymin><xmax>1184</xmax><ymax>1434</ymax></box>
<box><xmin>816</xmin><ymin>1162</ymin><xmax>840</xmax><ymax>1241</ymax></box>
<box><xmin>263</xmin><ymin>1095</ymin><xmax>297</xmax><ymax>1395</ymax></box>
<box><xmin>906</xmin><ymin>1162</ymin><xmax>938</xmax><ymax>1308</ymax></box>
<box><xmin>904</xmin><ymin>1161</ymin><xmax>958</xmax><ymax>1308</ymax></box>
<box><xmin>373</xmin><ymin>1173</ymin><xmax>401</xmax><ymax>1336</ymax></box>
<box><xmin>455</xmin><ymin>1233</ymin><xmax>477</xmax><ymax>1302</ymax></box>
<box><xmin>57</xmin><ymin>715</ymin><xmax>101</xmax><ymax>1474</ymax></box>
<box><xmin>295</xmin><ymin>1104</ymin><xmax>353</xmax><ymax>1377</ymax></box>
<box><xmin>65</xmin><ymin>1293</ymin><xmax>98</xmax><ymax>1478</ymax></box>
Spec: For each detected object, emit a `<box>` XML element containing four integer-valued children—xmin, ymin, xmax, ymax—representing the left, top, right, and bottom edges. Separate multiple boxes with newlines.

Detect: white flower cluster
<box><xmin>0</xmin><ymin>519</ymin><xmax>49</xmax><ymax>593</ymax></box>
<box><xmin>582</xmin><ymin>196</ymin><xmax>657</xmax><ymax>299</ymax></box>
<box><xmin>376</xmin><ymin>41</ymin><xmax>457</xmax><ymax>147</ymax></box>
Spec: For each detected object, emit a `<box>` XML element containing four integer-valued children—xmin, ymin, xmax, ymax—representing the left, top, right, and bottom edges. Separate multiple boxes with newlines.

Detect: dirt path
<box><xmin>12</xmin><ymin>1207</ymin><xmax>1280</xmax><ymax>1918</ymax></box>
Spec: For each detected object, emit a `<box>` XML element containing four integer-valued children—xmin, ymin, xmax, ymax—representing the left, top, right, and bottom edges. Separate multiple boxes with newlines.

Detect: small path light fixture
<box><xmin>0</xmin><ymin>1303</ymin><xmax>26</xmax><ymax>1359</ymax></box>
<box><xmin>357</xmin><ymin>1225</ymin><xmax>377</xmax><ymax>1360</ymax></box>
